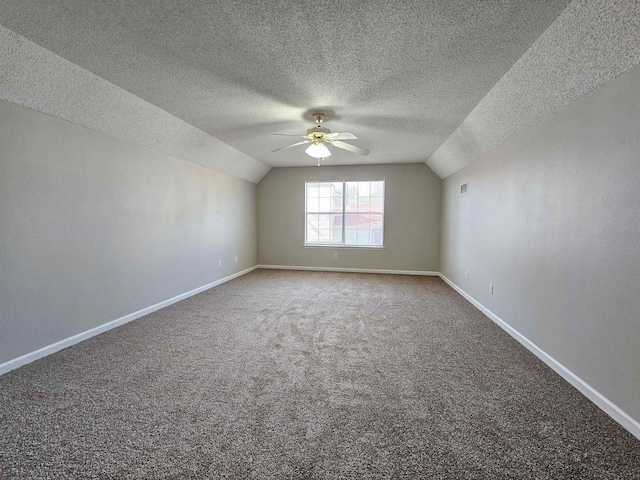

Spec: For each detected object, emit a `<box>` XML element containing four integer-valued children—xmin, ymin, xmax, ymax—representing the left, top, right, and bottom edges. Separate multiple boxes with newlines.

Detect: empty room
<box><xmin>1</xmin><ymin>1</ymin><xmax>639</xmax><ymax>478</ymax></box>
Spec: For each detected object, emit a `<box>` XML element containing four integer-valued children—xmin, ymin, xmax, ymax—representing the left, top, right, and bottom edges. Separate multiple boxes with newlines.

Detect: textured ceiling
<box><xmin>0</xmin><ymin>25</ymin><xmax>269</xmax><ymax>183</ymax></box>
<box><xmin>427</xmin><ymin>0</ymin><xmax>640</xmax><ymax>178</ymax></box>
<box><xmin>0</xmin><ymin>0</ymin><xmax>570</xmax><ymax>170</ymax></box>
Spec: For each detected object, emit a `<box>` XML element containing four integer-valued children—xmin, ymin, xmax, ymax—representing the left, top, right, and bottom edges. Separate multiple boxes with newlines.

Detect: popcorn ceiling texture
<box><xmin>1</xmin><ymin>1</ymin><xmax>637</xmax><ymax>177</ymax></box>
<box><xmin>0</xmin><ymin>26</ymin><xmax>270</xmax><ymax>183</ymax></box>
<box><xmin>0</xmin><ymin>0</ymin><xmax>568</xmax><ymax>170</ymax></box>
<box><xmin>427</xmin><ymin>0</ymin><xmax>640</xmax><ymax>178</ymax></box>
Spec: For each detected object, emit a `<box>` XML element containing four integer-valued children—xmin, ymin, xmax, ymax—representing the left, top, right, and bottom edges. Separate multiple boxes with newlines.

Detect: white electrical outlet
<box><xmin>235</xmin><ymin>256</ymin><xmax>238</xmax><ymax>263</ymax></box>
<box><xmin>465</xmin><ymin>270</ymin><xmax>469</xmax><ymax>279</ymax></box>
<box><xmin>489</xmin><ymin>283</ymin><xmax>494</xmax><ymax>294</ymax></box>
<box><xmin>334</xmin><ymin>253</ymin><xmax>338</xmax><ymax>259</ymax></box>
<box><xmin>218</xmin><ymin>260</ymin><xmax>222</xmax><ymax>268</ymax></box>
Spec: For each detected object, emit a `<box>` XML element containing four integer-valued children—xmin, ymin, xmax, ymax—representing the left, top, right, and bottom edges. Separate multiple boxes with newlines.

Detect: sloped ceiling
<box><xmin>0</xmin><ymin>0</ymin><xmax>570</xmax><ymax>176</ymax></box>
<box><xmin>2</xmin><ymin>1</ymin><xmax>637</xmax><ymax>181</ymax></box>
<box><xmin>428</xmin><ymin>0</ymin><xmax>640</xmax><ymax>178</ymax></box>
<box><xmin>0</xmin><ymin>26</ymin><xmax>270</xmax><ymax>183</ymax></box>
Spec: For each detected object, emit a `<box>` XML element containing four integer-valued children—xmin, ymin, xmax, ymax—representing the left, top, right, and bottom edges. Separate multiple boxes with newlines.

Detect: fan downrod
<box><xmin>313</xmin><ymin>113</ymin><xmax>325</xmax><ymax>126</ymax></box>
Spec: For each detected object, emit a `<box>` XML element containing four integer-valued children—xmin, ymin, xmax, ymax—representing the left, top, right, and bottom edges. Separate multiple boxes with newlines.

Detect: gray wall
<box><xmin>258</xmin><ymin>164</ymin><xmax>441</xmax><ymax>271</ymax></box>
<box><xmin>0</xmin><ymin>100</ymin><xmax>258</xmax><ymax>364</ymax></box>
<box><xmin>440</xmin><ymin>65</ymin><xmax>640</xmax><ymax>422</ymax></box>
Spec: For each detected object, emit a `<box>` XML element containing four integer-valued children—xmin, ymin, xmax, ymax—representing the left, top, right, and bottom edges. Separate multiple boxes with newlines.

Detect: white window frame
<box><xmin>304</xmin><ymin>180</ymin><xmax>385</xmax><ymax>249</ymax></box>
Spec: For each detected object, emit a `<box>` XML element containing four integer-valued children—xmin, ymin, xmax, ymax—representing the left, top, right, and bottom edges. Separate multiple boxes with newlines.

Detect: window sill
<box><xmin>304</xmin><ymin>245</ymin><xmax>384</xmax><ymax>250</ymax></box>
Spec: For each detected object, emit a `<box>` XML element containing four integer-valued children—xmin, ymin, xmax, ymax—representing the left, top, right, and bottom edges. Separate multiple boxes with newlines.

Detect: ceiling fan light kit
<box><xmin>272</xmin><ymin>112</ymin><xmax>369</xmax><ymax>166</ymax></box>
<box><xmin>305</xmin><ymin>141</ymin><xmax>331</xmax><ymax>159</ymax></box>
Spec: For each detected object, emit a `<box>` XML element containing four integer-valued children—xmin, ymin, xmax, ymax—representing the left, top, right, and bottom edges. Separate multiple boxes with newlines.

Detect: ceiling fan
<box><xmin>272</xmin><ymin>113</ymin><xmax>369</xmax><ymax>166</ymax></box>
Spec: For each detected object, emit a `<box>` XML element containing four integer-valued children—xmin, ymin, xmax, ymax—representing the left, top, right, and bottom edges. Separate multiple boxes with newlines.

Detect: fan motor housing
<box><xmin>307</xmin><ymin>126</ymin><xmax>330</xmax><ymax>137</ymax></box>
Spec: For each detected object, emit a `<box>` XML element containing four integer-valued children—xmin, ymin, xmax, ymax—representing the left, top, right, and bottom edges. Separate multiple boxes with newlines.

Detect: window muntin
<box><xmin>305</xmin><ymin>180</ymin><xmax>384</xmax><ymax>247</ymax></box>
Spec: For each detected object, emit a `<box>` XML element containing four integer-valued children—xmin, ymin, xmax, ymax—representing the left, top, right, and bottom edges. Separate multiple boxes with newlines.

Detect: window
<box><xmin>305</xmin><ymin>180</ymin><xmax>384</xmax><ymax>247</ymax></box>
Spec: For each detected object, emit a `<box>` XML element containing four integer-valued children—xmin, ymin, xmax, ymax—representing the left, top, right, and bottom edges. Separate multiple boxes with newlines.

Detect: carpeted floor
<box><xmin>1</xmin><ymin>270</ymin><xmax>639</xmax><ymax>479</ymax></box>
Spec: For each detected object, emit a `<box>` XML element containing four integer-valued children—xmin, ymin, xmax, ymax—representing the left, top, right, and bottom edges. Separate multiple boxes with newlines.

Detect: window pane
<box><xmin>332</xmin><ymin>182</ymin><xmax>343</xmax><ymax>212</ymax></box>
<box><xmin>357</xmin><ymin>229</ymin><xmax>370</xmax><ymax>245</ymax></box>
<box><xmin>345</xmin><ymin>226</ymin><xmax>357</xmax><ymax>244</ymax></box>
<box><xmin>306</xmin><ymin>214</ymin><xmax>319</xmax><ymax>243</ymax></box>
<box><xmin>306</xmin><ymin>213</ymin><xmax>342</xmax><ymax>244</ymax></box>
<box><xmin>345</xmin><ymin>199</ymin><xmax>357</xmax><ymax>212</ymax></box>
<box><xmin>344</xmin><ymin>213</ymin><xmax>357</xmax><ymax>227</ymax></box>
<box><xmin>307</xmin><ymin>181</ymin><xmax>383</xmax><ymax>247</ymax></box>
<box><xmin>357</xmin><ymin>181</ymin><xmax>371</xmax><ymax>197</ymax></box>
<box><xmin>343</xmin><ymin>213</ymin><xmax>384</xmax><ymax>246</ymax></box>
<box><xmin>307</xmin><ymin>184</ymin><xmax>319</xmax><ymax>199</ymax></box>
<box><xmin>369</xmin><ymin>214</ymin><xmax>383</xmax><ymax>227</ymax></box>
<box><xmin>331</xmin><ymin>214</ymin><xmax>343</xmax><ymax>244</ymax></box>
<box><xmin>345</xmin><ymin>213</ymin><xmax>369</xmax><ymax>245</ymax></box>
<box><xmin>357</xmin><ymin>216</ymin><xmax>370</xmax><ymax>246</ymax></box>
<box><xmin>319</xmin><ymin>183</ymin><xmax>332</xmax><ymax>197</ymax></box>
<box><xmin>345</xmin><ymin>182</ymin><xmax>358</xmax><ymax>211</ymax></box>
<box><xmin>357</xmin><ymin>195</ymin><xmax>370</xmax><ymax>211</ymax></box>
<box><xmin>371</xmin><ymin>181</ymin><xmax>384</xmax><ymax>196</ymax></box>
<box><xmin>318</xmin><ymin>214</ymin><xmax>331</xmax><ymax>229</ymax></box>
<box><xmin>318</xmin><ymin>229</ymin><xmax>332</xmax><ymax>242</ymax></box>
<box><xmin>371</xmin><ymin>226</ymin><xmax>383</xmax><ymax>245</ymax></box>
<box><xmin>370</xmin><ymin>196</ymin><xmax>383</xmax><ymax>212</ymax></box>
<box><xmin>319</xmin><ymin>197</ymin><xmax>331</xmax><ymax>212</ymax></box>
<box><xmin>307</xmin><ymin>197</ymin><xmax>319</xmax><ymax>213</ymax></box>
<box><xmin>332</xmin><ymin>227</ymin><xmax>342</xmax><ymax>243</ymax></box>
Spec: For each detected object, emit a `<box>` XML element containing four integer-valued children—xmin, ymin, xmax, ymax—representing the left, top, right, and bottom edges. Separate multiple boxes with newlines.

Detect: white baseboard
<box><xmin>257</xmin><ymin>264</ymin><xmax>440</xmax><ymax>276</ymax></box>
<box><xmin>0</xmin><ymin>266</ymin><xmax>258</xmax><ymax>376</ymax></box>
<box><xmin>3</xmin><ymin>264</ymin><xmax>637</xmax><ymax>441</ymax></box>
<box><xmin>439</xmin><ymin>273</ymin><xmax>640</xmax><ymax>441</ymax></box>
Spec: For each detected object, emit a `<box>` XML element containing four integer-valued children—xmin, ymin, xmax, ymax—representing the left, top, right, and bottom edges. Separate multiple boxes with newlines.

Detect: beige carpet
<box><xmin>1</xmin><ymin>269</ymin><xmax>638</xmax><ymax>479</ymax></box>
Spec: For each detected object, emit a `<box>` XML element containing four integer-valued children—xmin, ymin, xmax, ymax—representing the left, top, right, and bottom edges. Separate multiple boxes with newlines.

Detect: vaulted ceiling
<box><xmin>1</xmin><ymin>1</ymin><xmax>638</xmax><ymax>181</ymax></box>
<box><xmin>0</xmin><ymin>1</ymin><xmax>568</xmax><ymax>168</ymax></box>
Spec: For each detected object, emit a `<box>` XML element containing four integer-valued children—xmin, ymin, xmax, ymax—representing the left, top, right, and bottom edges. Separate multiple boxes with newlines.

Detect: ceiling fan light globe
<box><xmin>305</xmin><ymin>142</ymin><xmax>331</xmax><ymax>158</ymax></box>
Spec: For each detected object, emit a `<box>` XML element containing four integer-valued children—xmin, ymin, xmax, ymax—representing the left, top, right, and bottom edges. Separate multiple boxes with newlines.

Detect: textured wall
<box><xmin>0</xmin><ymin>100</ymin><xmax>258</xmax><ymax>363</ymax></box>
<box><xmin>258</xmin><ymin>164</ymin><xmax>441</xmax><ymax>271</ymax></box>
<box><xmin>0</xmin><ymin>25</ymin><xmax>270</xmax><ymax>183</ymax></box>
<box><xmin>428</xmin><ymin>0</ymin><xmax>640</xmax><ymax>178</ymax></box>
<box><xmin>440</xmin><ymin>65</ymin><xmax>640</xmax><ymax>422</ymax></box>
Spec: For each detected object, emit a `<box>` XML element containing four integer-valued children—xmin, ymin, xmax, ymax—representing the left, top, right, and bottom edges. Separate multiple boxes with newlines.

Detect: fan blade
<box><xmin>326</xmin><ymin>132</ymin><xmax>357</xmax><ymax>140</ymax></box>
<box><xmin>330</xmin><ymin>140</ymin><xmax>369</xmax><ymax>156</ymax></box>
<box><xmin>271</xmin><ymin>140</ymin><xmax>310</xmax><ymax>152</ymax></box>
<box><xmin>273</xmin><ymin>133</ymin><xmax>310</xmax><ymax>138</ymax></box>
